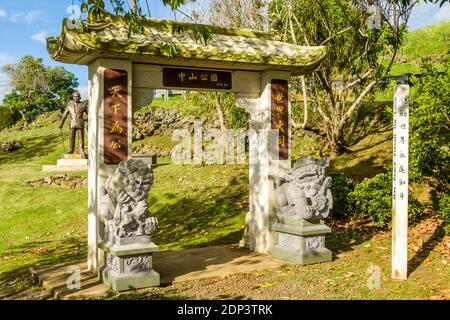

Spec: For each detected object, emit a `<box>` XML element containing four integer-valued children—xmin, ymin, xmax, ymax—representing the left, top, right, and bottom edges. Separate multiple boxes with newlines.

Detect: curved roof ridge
<box><xmin>47</xmin><ymin>18</ymin><xmax>326</xmax><ymax>75</ymax></box>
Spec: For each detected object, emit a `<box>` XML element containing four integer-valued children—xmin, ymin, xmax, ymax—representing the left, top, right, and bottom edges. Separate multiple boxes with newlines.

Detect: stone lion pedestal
<box><xmin>271</xmin><ymin>216</ymin><xmax>331</xmax><ymax>265</ymax></box>
<box><xmin>98</xmin><ymin>236</ymin><xmax>160</xmax><ymax>291</ymax></box>
<box><xmin>98</xmin><ymin>159</ymin><xmax>160</xmax><ymax>291</ymax></box>
<box><xmin>271</xmin><ymin>156</ymin><xmax>333</xmax><ymax>265</ymax></box>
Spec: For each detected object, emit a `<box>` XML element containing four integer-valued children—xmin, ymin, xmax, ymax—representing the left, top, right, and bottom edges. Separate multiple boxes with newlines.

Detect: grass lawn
<box><xmin>0</xmin><ymin>117</ymin><xmax>448</xmax><ymax>300</ymax></box>
<box><xmin>0</xmin><ymin>120</ymin><xmax>248</xmax><ymax>298</ymax></box>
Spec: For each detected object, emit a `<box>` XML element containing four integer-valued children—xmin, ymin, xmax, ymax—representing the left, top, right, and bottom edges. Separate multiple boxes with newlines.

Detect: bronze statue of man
<box><xmin>60</xmin><ymin>91</ymin><xmax>88</xmax><ymax>156</ymax></box>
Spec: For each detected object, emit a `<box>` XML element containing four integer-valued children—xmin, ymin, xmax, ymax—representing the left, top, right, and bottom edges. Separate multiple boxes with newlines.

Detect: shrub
<box><xmin>438</xmin><ymin>194</ymin><xmax>450</xmax><ymax>234</ymax></box>
<box><xmin>348</xmin><ymin>170</ymin><xmax>423</xmax><ymax>228</ymax></box>
<box><xmin>0</xmin><ymin>106</ymin><xmax>20</xmax><ymax>130</ymax></box>
<box><xmin>410</xmin><ymin>59</ymin><xmax>449</xmax><ymax>195</ymax></box>
<box><xmin>329</xmin><ymin>173</ymin><xmax>356</xmax><ymax>219</ymax></box>
<box><xmin>410</xmin><ymin>59</ymin><xmax>450</xmax><ymax>229</ymax></box>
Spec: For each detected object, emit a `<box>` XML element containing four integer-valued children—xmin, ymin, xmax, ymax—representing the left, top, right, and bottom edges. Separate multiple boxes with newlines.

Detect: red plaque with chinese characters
<box><xmin>271</xmin><ymin>79</ymin><xmax>289</xmax><ymax>160</ymax></box>
<box><xmin>104</xmin><ymin>69</ymin><xmax>128</xmax><ymax>165</ymax></box>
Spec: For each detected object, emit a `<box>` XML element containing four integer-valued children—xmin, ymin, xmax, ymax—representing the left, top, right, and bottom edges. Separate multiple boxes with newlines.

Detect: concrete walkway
<box><xmin>30</xmin><ymin>244</ymin><xmax>288</xmax><ymax>300</ymax></box>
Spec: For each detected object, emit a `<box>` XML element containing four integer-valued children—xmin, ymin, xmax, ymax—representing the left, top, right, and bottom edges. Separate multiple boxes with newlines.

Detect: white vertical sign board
<box><xmin>392</xmin><ymin>84</ymin><xmax>409</xmax><ymax>280</ymax></box>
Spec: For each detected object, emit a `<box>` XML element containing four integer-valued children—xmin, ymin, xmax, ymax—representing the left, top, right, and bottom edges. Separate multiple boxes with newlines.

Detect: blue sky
<box><xmin>0</xmin><ymin>0</ymin><xmax>449</xmax><ymax>102</ymax></box>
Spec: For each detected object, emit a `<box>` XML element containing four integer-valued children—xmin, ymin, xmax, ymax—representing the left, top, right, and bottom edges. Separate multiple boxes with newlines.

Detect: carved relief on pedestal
<box><xmin>106</xmin><ymin>252</ymin><xmax>120</xmax><ymax>273</ymax></box>
<box><xmin>124</xmin><ymin>256</ymin><xmax>150</xmax><ymax>273</ymax></box>
<box><xmin>306</xmin><ymin>236</ymin><xmax>324</xmax><ymax>250</ymax></box>
<box><xmin>278</xmin><ymin>233</ymin><xmax>301</xmax><ymax>250</ymax></box>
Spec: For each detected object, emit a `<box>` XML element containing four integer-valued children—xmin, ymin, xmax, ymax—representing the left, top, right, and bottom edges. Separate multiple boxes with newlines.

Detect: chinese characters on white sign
<box><xmin>392</xmin><ymin>84</ymin><xmax>409</xmax><ymax>280</ymax></box>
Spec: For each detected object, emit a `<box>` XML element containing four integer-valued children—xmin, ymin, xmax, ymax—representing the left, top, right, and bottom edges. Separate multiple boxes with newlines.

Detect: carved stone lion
<box><xmin>99</xmin><ymin>159</ymin><xmax>158</xmax><ymax>240</ymax></box>
<box><xmin>274</xmin><ymin>156</ymin><xmax>333</xmax><ymax>220</ymax></box>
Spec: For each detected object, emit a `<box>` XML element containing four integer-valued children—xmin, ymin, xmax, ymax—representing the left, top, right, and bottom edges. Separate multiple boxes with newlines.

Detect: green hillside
<box><xmin>387</xmin><ymin>21</ymin><xmax>450</xmax><ymax>75</ymax></box>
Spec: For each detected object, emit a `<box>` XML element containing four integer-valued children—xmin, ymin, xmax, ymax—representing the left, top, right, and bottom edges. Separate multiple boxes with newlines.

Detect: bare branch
<box><xmin>301</xmin><ymin>75</ymin><xmax>308</xmax><ymax>128</ymax></box>
<box><xmin>345</xmin><ymin>68</ymin><xmax>373</xmax><ymax>90</ymax></box>
<box><xmin>339</xmin><ymin>80</ymin><xmax>377</xmax><ymax>131</ymax></box>
<box><xmin>320</xmin><ymin>27</ymin><xmax>352</xmax><ymax>45</ymax></box>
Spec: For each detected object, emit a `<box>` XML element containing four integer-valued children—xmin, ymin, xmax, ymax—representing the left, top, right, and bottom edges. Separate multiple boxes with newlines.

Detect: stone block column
<box><xmin>237</xmin><ymin>70</ymin><xmax>291</xmax><ymax>254</ymax></box>
<box><xmin>87</xmin><ymin>58</ymin><xmax>132</xmax><ymax>273</ymax></box>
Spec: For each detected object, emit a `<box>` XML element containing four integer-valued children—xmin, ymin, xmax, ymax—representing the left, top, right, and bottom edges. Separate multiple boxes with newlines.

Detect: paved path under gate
<box><xmin>30</xmin><ymin>244</ymin><xmax>288</xmax><ymax>299</ymax></box>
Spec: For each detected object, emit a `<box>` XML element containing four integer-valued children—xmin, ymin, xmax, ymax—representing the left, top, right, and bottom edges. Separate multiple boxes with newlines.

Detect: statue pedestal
<box><xmin>98</xmin><ymin>236</ymin><xmax>160</xmax><ymax>291</ymax></box>
<box><xmin>42</xmin><ymin>154</ymin><xmax>88</xmax><ymax>172</ymax></box>
<box><xmin>271</xmin><ymin>216</ymin><xmax>332</xmax><ymax>265</ymax></box>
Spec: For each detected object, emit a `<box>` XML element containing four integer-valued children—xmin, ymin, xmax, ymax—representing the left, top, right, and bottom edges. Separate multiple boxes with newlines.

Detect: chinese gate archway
<box><xmin>47</xmin><ymin>16</ymin><xmax>326</xmax><ymax>273</ymax></box>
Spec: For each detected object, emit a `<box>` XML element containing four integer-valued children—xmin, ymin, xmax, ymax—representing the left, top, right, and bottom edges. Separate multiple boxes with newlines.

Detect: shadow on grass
<box><xmin>343</xmin><ymin>101</ymin><xmax>392</xmax><ymax>149</ymax></box>
<box><xmin>350</xmin><ymin>129</ymin><xmax>392</xmax><ymax>154</ymax></box>
<box><xmin>0</xmin><ymin>132</ymin><xmax>61</xmax><ymax>165</ymax></box>
<box><xmin>329</xmin><ymin>155</ymin><xmax>390</xmax><ymax>182</ymax></box>
<box><xmin>325</xmin><ymin>219</ymin><xmax>379</xmax><ymax>261</ymax></box>
<box><xmin>408</xmin><ymin>221</ymin><xmax>446</xmax><ymax>276</ymax></box>
<box><xmin>0</xmin><ymin>237</ymin><xmax>86</xmax><ymax>299</ymax></box>
<box><xmin>0</xmin><ymin>171</ymin><xmax>249</xmax><ymax>299</ymax></box>
<box><xmin>150</xmin><ymin>173</ymin><xmax>248</xmax><ymax>251</ymax></box>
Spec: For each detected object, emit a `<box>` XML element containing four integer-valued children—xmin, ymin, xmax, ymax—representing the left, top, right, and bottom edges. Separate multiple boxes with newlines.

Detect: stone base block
<box><xmin>42</xmin><ymin>158</ymin><xmax>88</xmax><ymax>172</ymax></box>
<box><xmin>270</xmin><ymin>218</ymin><xmax>332</xmax><ymax>265</ymax></box>
<box><xmin>57</xmin><ymin>158</ymin><xmax>88</xmax><ymax>166</ymax></box>
<box><xmin>62</xmin><ymin>153</ymin><xmax>85</xmax><ymax>160</ymax></box>
<box><xmin>42</xmin><ymin>165</ymin><xmax>88</xmax><ymax>172</ymax></box>
<box><xmin>271</xmin><ymin>245</ymin><xmax>332</xmax><ymax>265</ymax></box>
<box><xmin>98</xmin><ymin>241</ymin><xmax>160</xmax><ymax>291</ymax></box>
<box><xmin>101</xmin><ymin>268</ymin><xmax>160</xmax><ymax>292</ymax></box>
<box><xmin>133</xmin><ymin>155</ymin><xmax>157</xmax><ymax>165</ymax></box>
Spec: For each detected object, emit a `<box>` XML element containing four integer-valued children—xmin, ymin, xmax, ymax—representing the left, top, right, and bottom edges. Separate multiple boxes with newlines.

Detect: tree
<box><xmin>78</xmin><ymin>0</ymin><xmax>449</xmax><ymax>156</ymax></box>
<box><xmin>268</xmin><ymin>0</ymin><xmax>428</xmax><ymax>157</ymax></box>
<box><xmin>189</xmin><ymin>0</ymin><xmax>447</xmax><ymax>157</ymax></box>
<box><xmin>203</xmin><ymin>0</ymin><xmax>268</xmax><ymax>30</ymax></box>
<box><xmin>2</xmin><ymin>55</ymin><xmax>79</xmax><ymax>122</ymax></box>
<box><xmin>186</xmin><ymin>0</ymin><xmax>268</xmax><ymax>132</ymax></box>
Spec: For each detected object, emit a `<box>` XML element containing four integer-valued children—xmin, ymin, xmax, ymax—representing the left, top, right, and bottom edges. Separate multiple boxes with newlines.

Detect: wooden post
<box><xmin>392</xmin><ymin>84</ymin><xmax>409</xmax><ymax>280</ymax></box>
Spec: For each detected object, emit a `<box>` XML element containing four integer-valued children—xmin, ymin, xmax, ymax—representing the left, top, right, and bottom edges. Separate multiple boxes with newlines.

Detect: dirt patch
<box><xmin>24</xmin><ymin>174</ymin><xmax>87</xmax><ymax>189</ymax></box>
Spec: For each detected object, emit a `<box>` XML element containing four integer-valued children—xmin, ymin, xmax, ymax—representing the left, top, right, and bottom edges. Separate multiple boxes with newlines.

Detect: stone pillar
<box><xmin>237</xmin><ymin>92</ymin><xmax>269</xmax><ymax>253</ymax></box>
<box><xmin>236</xmin><ymin>70</ymin><xmax>291</xmax><ymax>254</ymax></box>
<box><xmin>87</xmin><ymin>59</ymin><xmax>132</xmax><ymax>273</ymax></box>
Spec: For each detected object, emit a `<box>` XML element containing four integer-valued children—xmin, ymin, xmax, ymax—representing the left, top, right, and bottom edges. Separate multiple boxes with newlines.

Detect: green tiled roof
<box><xmin>47</xmin><ymin>16</ymin><xmax>326</xmax><ymax>74</ymax></box>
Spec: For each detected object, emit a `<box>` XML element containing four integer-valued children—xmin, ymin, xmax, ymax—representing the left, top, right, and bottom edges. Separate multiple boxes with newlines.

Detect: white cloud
<box><xmin>0</xmin><ymin>8</ymin><xmax>7</xmax><ymax>18</ymax></box>
<box><xmin>10</xmin><ymin>12</ymin><xmax>24</xmax><ymax>23</ymax></box>
<box><xmin>0</xmin><ymin>54</ymin><xmax>16</xmax><ymax>104</ymax></box>
<box><xmin>32</xmin><ymin>31</ymin><xmax>48</xmax><ymax>43</ymax></box>
<box><xmin>0</xmin><ymin>75</ymin><xmax>12</xmax><ymax>104</ymax></box>
<box><xmin>434</xmin><ymin>4</ymin><xmax>450</xmax><ymax>22</ymax></box>
<box><xmin>24</xmin><ymin>10</ymin><xmax>44</xmax><ymax>23</ymax></box>
<box><xmin>10</xmin><ymin>10</ymin><xmax>44</xmax><ymax>23</ymax></box>
<box><xmin>78</xmin><ymin>85</ymin><xmax>88</xmax><ymax>100</ymax></box>
<box><xmin>0</xmin><ymin>54</ymin><xmax>15</xmax><ymax>66</ymax></box>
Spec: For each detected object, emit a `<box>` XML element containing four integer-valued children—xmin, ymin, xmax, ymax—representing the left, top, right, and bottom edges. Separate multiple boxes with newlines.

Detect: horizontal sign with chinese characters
<box><xmin>104</xmin><ymin>68</ymin><xmax>128</xmax><ymax>165</ymax></box>
<box><xmin>271</xmin><ymin>79</ymin><xmax>289</xmax><ymax>160</ymax></box>
<box><xmin>162</xmin><ymin>67</ymin><xmax>232</xmax><ymax>90</ymax></box>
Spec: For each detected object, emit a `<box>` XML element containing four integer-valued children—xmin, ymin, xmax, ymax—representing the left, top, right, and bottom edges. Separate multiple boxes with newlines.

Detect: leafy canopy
<box><xmin>2</xmin><ymin>55</ymin><xmax>78</xmax><ymax>121</ymax></box>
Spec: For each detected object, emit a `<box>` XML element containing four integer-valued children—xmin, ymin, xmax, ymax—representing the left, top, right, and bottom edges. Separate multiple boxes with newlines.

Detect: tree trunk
<box><xmin>131</xmin><ymin>0</ymin><xmax>138</xmax><ymax>13</ymax></box>
<box><xmin>328</xmin><ymin>133</ymin><xmax>351</xmax><ymax>159</ymax></box>
<box><xmin>19</xmin><ymin>110</ymin><xmax>27</xmax><ymax>122</ymax></box>
<box><xmin>214</xmin><ymin>93</ymin><xmax>226</xmax><ymax>133</ymax></box>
